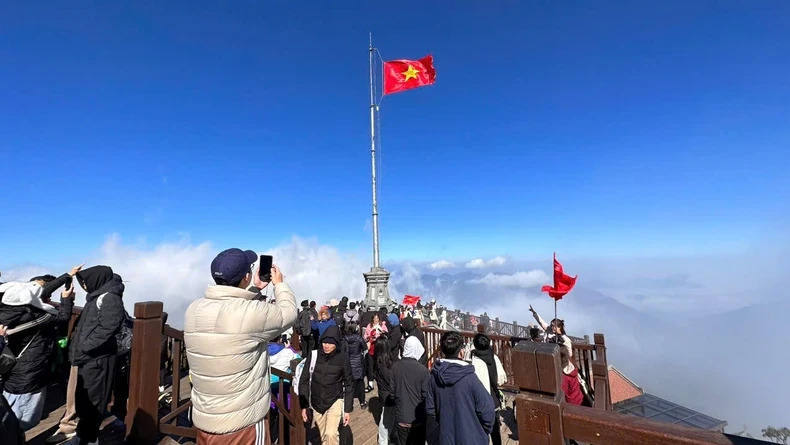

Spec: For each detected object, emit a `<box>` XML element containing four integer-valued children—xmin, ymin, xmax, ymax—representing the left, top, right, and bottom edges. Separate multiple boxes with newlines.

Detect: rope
<box><xmin>375</xmin><ymin>48</ymin><xmax>386</xmax><ymax>106</ymax></box>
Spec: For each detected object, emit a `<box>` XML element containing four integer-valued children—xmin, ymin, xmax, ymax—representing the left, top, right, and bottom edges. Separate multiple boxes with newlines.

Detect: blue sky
<box><xmin>1</xmin><ymin>1</ymin><xmax>789</xmax><ymax>266</ymax></box>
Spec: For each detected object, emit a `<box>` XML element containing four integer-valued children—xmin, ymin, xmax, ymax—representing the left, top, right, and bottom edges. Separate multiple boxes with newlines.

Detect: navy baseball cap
<box><xmin>211</xmin><ymin>248</ymin><xmax>257</xmax><ymax>285</ymax></box>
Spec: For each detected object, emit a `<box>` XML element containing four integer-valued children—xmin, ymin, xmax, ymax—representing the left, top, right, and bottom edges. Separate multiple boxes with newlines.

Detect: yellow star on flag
<box><xmin>402</xmin><ymin>65</ymin><xmax>420</xmax><ymax>82</ymax></box>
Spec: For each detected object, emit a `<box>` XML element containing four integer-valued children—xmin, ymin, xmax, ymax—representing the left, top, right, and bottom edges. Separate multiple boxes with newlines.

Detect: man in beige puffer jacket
<box><xmin>185</xmin><ymin>248</ymin><xmax>297</xmax><ymax>444</ymax></box>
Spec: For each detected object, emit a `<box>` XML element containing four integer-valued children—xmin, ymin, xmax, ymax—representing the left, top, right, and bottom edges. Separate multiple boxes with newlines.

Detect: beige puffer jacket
<box><xmin>184</xmin><ymin>283</ymin><xmax>297</xmax><ymax>434</ymax></box>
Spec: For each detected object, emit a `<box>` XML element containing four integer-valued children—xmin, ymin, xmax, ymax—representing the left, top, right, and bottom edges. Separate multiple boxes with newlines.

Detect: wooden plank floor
<box><xmin>24</xmin><ymin>379</ymin><xmax>126</xmax><ymax>445</ymax></box>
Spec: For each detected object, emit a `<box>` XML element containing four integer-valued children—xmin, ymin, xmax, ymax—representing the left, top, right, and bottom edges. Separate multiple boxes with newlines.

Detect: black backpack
<box><xmin>116</xmin><ymin>310</ymin><xmax>134</xmax><ymax>357</ymax></box>
<box><xmin>297</xmin><ymin>310</ymin><xmax>312</xmax><ymax>336</ymax></box>
<box><xmin>97</xmin><ymin>293</ymin><xmax>133</xmax><ymax>356</ymax></box>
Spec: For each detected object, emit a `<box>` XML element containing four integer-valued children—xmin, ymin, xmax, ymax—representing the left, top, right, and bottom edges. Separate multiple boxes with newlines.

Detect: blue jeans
<box><xmin>4</xmin><ymin>387</ymin><xmax>47</xmax><ymax>431</ymax></box>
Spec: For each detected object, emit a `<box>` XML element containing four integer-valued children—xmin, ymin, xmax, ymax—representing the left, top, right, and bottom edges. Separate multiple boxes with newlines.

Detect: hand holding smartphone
<box><xmin>259</xmin><ymin>255</ymin><xmax>273</xmax><ymax>282</ymax></box>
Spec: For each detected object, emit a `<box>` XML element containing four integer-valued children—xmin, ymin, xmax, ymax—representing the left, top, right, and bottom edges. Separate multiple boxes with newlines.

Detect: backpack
<box><xmin>116</xmin><ymin>311</ymin><xmax>134</xmax><ymax>356</ymax></box>
<box><xmin>296</xmin><ymin>310</ymin><xmax>312</xmax><ymax>336</ymax></box>
<box><xmin>97</xmin><ymin>293</ymin><xmax>133</xmax><ymax>356</ymax></box>
<box><xmin>293</xmin><ymin>353</ymin><xmax>318</xmax><ymax>402</ymax></box>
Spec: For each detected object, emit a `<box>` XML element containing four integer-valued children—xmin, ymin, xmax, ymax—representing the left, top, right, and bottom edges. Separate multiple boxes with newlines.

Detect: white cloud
<box><xmin>1</xmin><ymin>234</ymin><xmax>369</xmax><ymax>328</ymax></box>
<box><xmin>429</xmin><ymin>260</ymin><xmax>456</xmax><ymax>270</ymax></box>
<box><xmin>469</xmin><ymin>270</ymin><xmax>549</xmax><ymax>288</ymax></box>
<box><xmin>488</xmin><ymin>256</ymin><xmax>507</xmax><ymax>266</ymax></box>
<box><xmin>465</xmin><ymin>258</ymin><xmax>487</xmax><ymax>269</ymax></box>
<box><xmin>465</xmin><ymin>257</ymin><xmax>507</xmax><ymax>268</ymax></box>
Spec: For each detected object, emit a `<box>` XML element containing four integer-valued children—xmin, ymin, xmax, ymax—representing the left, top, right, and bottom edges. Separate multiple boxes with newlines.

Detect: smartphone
<box><xmin>64</xmin><ymin>277</ymin><xmax>73</xmax><ymax>291</ymax></box>
<box><xmin>259</xmin><ymin>255</ymin><xmax>273</xmax><ymax>282</ymax></box>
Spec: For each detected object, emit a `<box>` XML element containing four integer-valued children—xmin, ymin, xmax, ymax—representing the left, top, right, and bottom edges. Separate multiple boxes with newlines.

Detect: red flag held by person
<box><xmin>403</xmin><ymin>295</ymin><xmax>421</xmax><ymax>306</ymax></box>
<box><xmin>541</xmin><ymin>253</ymin><xmax>577</xmax><ymax>301</ymax></box>
<box><xmin>383</xmin><ymin>55</ymin><xmax>436</xmax><ymax>95</ymax></box>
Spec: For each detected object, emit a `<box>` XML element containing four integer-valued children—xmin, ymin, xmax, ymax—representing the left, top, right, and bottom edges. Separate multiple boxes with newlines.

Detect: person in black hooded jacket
<box><xmin>0</xmin><ymin>265</ymin><xmax>81</xmax><ymax>431</ymax></box>
<box><xmin>69</xmin><ymin>265</ymin><xmax>125</xmax><ymax>445</ymax></box>
<box><xmin>400</xmin><ymin>316</ymin><xmax>427</xmax><ymax>366</ymax></box>
<box><xmin>342</xmin><ymin>321</ymin><xmax>367</xmax><ymax>409</ymax></box>
<box><xmin>299</xmin><ymin>325</ymin><xmax>353</xmax><ymax>445</ymax></box>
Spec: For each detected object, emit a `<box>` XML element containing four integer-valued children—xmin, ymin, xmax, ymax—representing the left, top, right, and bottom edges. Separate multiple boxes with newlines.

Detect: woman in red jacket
<box><xmin>560</xmin><ymin>346</ymin><xmax>584</xmax><ymax>406</ymax></box>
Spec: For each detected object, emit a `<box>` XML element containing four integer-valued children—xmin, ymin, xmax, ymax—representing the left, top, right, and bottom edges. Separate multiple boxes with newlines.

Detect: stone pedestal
<box><xmin>363</xmin><ymin>267</ymin><xmax>391</xmax><ymax>311</ymax></box>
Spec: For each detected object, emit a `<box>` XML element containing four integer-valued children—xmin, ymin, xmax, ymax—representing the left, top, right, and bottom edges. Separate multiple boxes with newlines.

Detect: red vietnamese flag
<box><xmin>541</xmin><ymin>253</ymin><xmax>577</xmax><ymax>301</ymax></box>
<box><xmin>383</xmin><ymin>55</ymin><xmax>436</xmax><ymax>95</ymax></box>
<box><xmin>403</xmin><ymin>295</ymin><xmax>421</xmax><ymax>306</ymax></box>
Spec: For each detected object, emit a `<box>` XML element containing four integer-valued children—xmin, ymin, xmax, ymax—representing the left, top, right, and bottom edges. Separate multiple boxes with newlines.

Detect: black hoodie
<box><xmin>70</xmin><ymin>266</ymin><xmax>126</xmax><ymax>366</ymax></box>
<box><xmin>298</xmin><ymin>325</ymin><xmax>354</xmax><ymax>414</ymax></box>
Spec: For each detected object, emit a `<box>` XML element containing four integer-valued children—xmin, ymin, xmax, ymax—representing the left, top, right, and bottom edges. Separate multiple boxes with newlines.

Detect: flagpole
<box><xmin>553</xmin><ymin>252</ymin><xmax>558</xmax><ymax>324</ymax></box>
<box><xmin>369</xmin><ymin>33</ymin><xmax>381</xmax><ymax>269</ymax></box>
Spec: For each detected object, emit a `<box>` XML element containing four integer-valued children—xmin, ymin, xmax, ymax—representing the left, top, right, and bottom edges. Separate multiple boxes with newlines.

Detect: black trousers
<box><xmin>396</xmin><ymin>423</ymin><xmax>426</xmax><ymax>445</ymax></box>
<box><xmin>365</xmin><ymin>353</ymin><xmax>376</xmax><ymax>383</ymax></box>
<box><xmin>75</xmin><ymin>355</ymin><xmax>116</xmax><ymax>444</ymax></box>
<box><xmin>491</xmin><ymin>410</ymin><xmax>502</xmax><ymax>445</ymax></box>
<box><xmin>353</xmin><ymin>378</ymin><xmax>366</xmax><ymax>405</ymax></box>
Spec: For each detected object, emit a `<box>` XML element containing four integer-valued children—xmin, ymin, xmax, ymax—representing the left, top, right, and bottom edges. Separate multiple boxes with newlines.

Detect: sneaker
<box><xmin>46</xmin><ymin>431</ymin><xmax>76</xmax><ymax>444</ymax></box>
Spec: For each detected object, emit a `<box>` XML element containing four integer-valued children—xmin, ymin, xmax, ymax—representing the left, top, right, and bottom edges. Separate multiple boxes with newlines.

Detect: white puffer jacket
<box><xmin>184</xmin><ymin>283</ymin><xmax>297</xmax><ymax>434</ymax></box>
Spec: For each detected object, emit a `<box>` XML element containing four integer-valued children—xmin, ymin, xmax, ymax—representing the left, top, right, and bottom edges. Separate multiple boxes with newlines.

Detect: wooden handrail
<box><xmin>563</xmin><ymin>404</ymin><xmax>733</xmax><ymax>445</ymax></box>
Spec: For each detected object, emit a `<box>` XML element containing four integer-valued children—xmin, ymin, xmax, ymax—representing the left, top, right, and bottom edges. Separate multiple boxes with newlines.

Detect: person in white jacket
<box><xmin>470</xmin><ymin>333</ymin><xmax>506</xmax><ymax>445</ymax></box>
<box><xmin>471</xmin><ymin>334</ymin><xmax>507</xmax><ymax>445</ymax></box>
<box><xmin>184</xmin><ymin>248</ymin><xmax>297</xmax><ymax>444</ymax></box>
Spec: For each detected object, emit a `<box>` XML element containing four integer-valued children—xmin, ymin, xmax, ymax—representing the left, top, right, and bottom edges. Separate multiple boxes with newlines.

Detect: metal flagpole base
<box><xmin>363</xmin><ymin>267</ymin><xmax>392</xmax><ymax>311</ymax></box>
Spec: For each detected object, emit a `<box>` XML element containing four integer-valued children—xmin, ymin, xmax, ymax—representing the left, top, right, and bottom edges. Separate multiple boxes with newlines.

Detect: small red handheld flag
<box><xmin>383</xmin><ymin>55</ymin><xmax>436</xmax><ymax>95</ymax></box>
<box><xmin>541</xmin><ymin>253</ymin><xmax>577</xmax><ymax>301</ymax></box>
<box><xmin>403</xmin><ymin>295</ymin><xmax>421</xmax><ymax>306</ymax></box>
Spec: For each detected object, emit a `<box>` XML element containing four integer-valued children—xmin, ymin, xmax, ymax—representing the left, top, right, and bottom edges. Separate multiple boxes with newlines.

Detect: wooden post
<box><xmin>290</xmin><ymin>358</ymin><xmax>306</xmax><ymax>445</ymax></box>
<box><xmin>592</xmin><ymin>333</ymin><xmax>611</xmax><ymax>411</ymax></box>
<box><xmin>292</xmin><ymin>331</ymin><xmax>301</xmax><ymax>352</ymax></box>
<box><xmin>512</xmin><ymin>341</ymin><xmax>565</xmax><ymax>445</ymax></box>
<box><xmin>125</xmin><ymin>301</ymin><xmax>164</xmax><ymax>442</ymax></box>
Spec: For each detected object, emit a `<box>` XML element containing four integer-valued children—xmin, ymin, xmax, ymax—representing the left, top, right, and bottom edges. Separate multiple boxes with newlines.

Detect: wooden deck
<box><xmin>26</xmin><ymin>377</ymin><xmax>519</xmax><ymax>445</ymax></box>
<box><xmin>24</xmin><ymin>378</ymin><xmax>126</xmax><ymax>445</ymax></box>
<box><xmin>307</xmin><ymin>395</ymin><xmax>519</xmax><ymax>445</ymax></box>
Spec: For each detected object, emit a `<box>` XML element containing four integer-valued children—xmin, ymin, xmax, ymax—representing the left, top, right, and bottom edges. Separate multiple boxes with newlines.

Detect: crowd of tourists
<box><xmin>0</xmin><ymin>248</ymin><xmax>586</xmax><ymax>445</ymax></box>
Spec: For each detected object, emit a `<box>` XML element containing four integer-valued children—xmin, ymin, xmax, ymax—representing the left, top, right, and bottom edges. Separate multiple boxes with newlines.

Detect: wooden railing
<box><xmin>422</xmin><ymin>324</ymin><xmax>610</xmax><ymax>407</ymax></box>
<box><xmin>427</xmin><ymin>308</ymin><xmax>588</xmax><ymax>343</ymax></box>
<box><xmin>512</xmin><ymin>341</ymin><xmax>770</xmax><ymax>444</ymax></box>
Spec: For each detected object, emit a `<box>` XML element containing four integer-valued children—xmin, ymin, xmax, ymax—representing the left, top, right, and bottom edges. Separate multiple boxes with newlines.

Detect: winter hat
<box><xmin>0</xmin><ymin>281</ymin><xmax>58</xmax><ymax>315</ymax></box>
<box><xmin>403</xmin><ymin>336</ymin><xmax>424</xmax><ymax>360</ymax></box>
<box><xmin>329</xmin><ymin>298</ymin><xmax>339</xmax><ymax>307</ymax></box>
<box><xmin>300</xmin><ymin>300</ymin><xmax>309</xmax><ymax>307</ymax></box>
<box><xmin>321</xmin><ymin>325</ymin><xmax>342</xmax><ymax>346</ymax></box>
<box><xmin>387</xmin><ymin>313</ymin><xmax>400</xmax><ymax>327</ymax></box>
